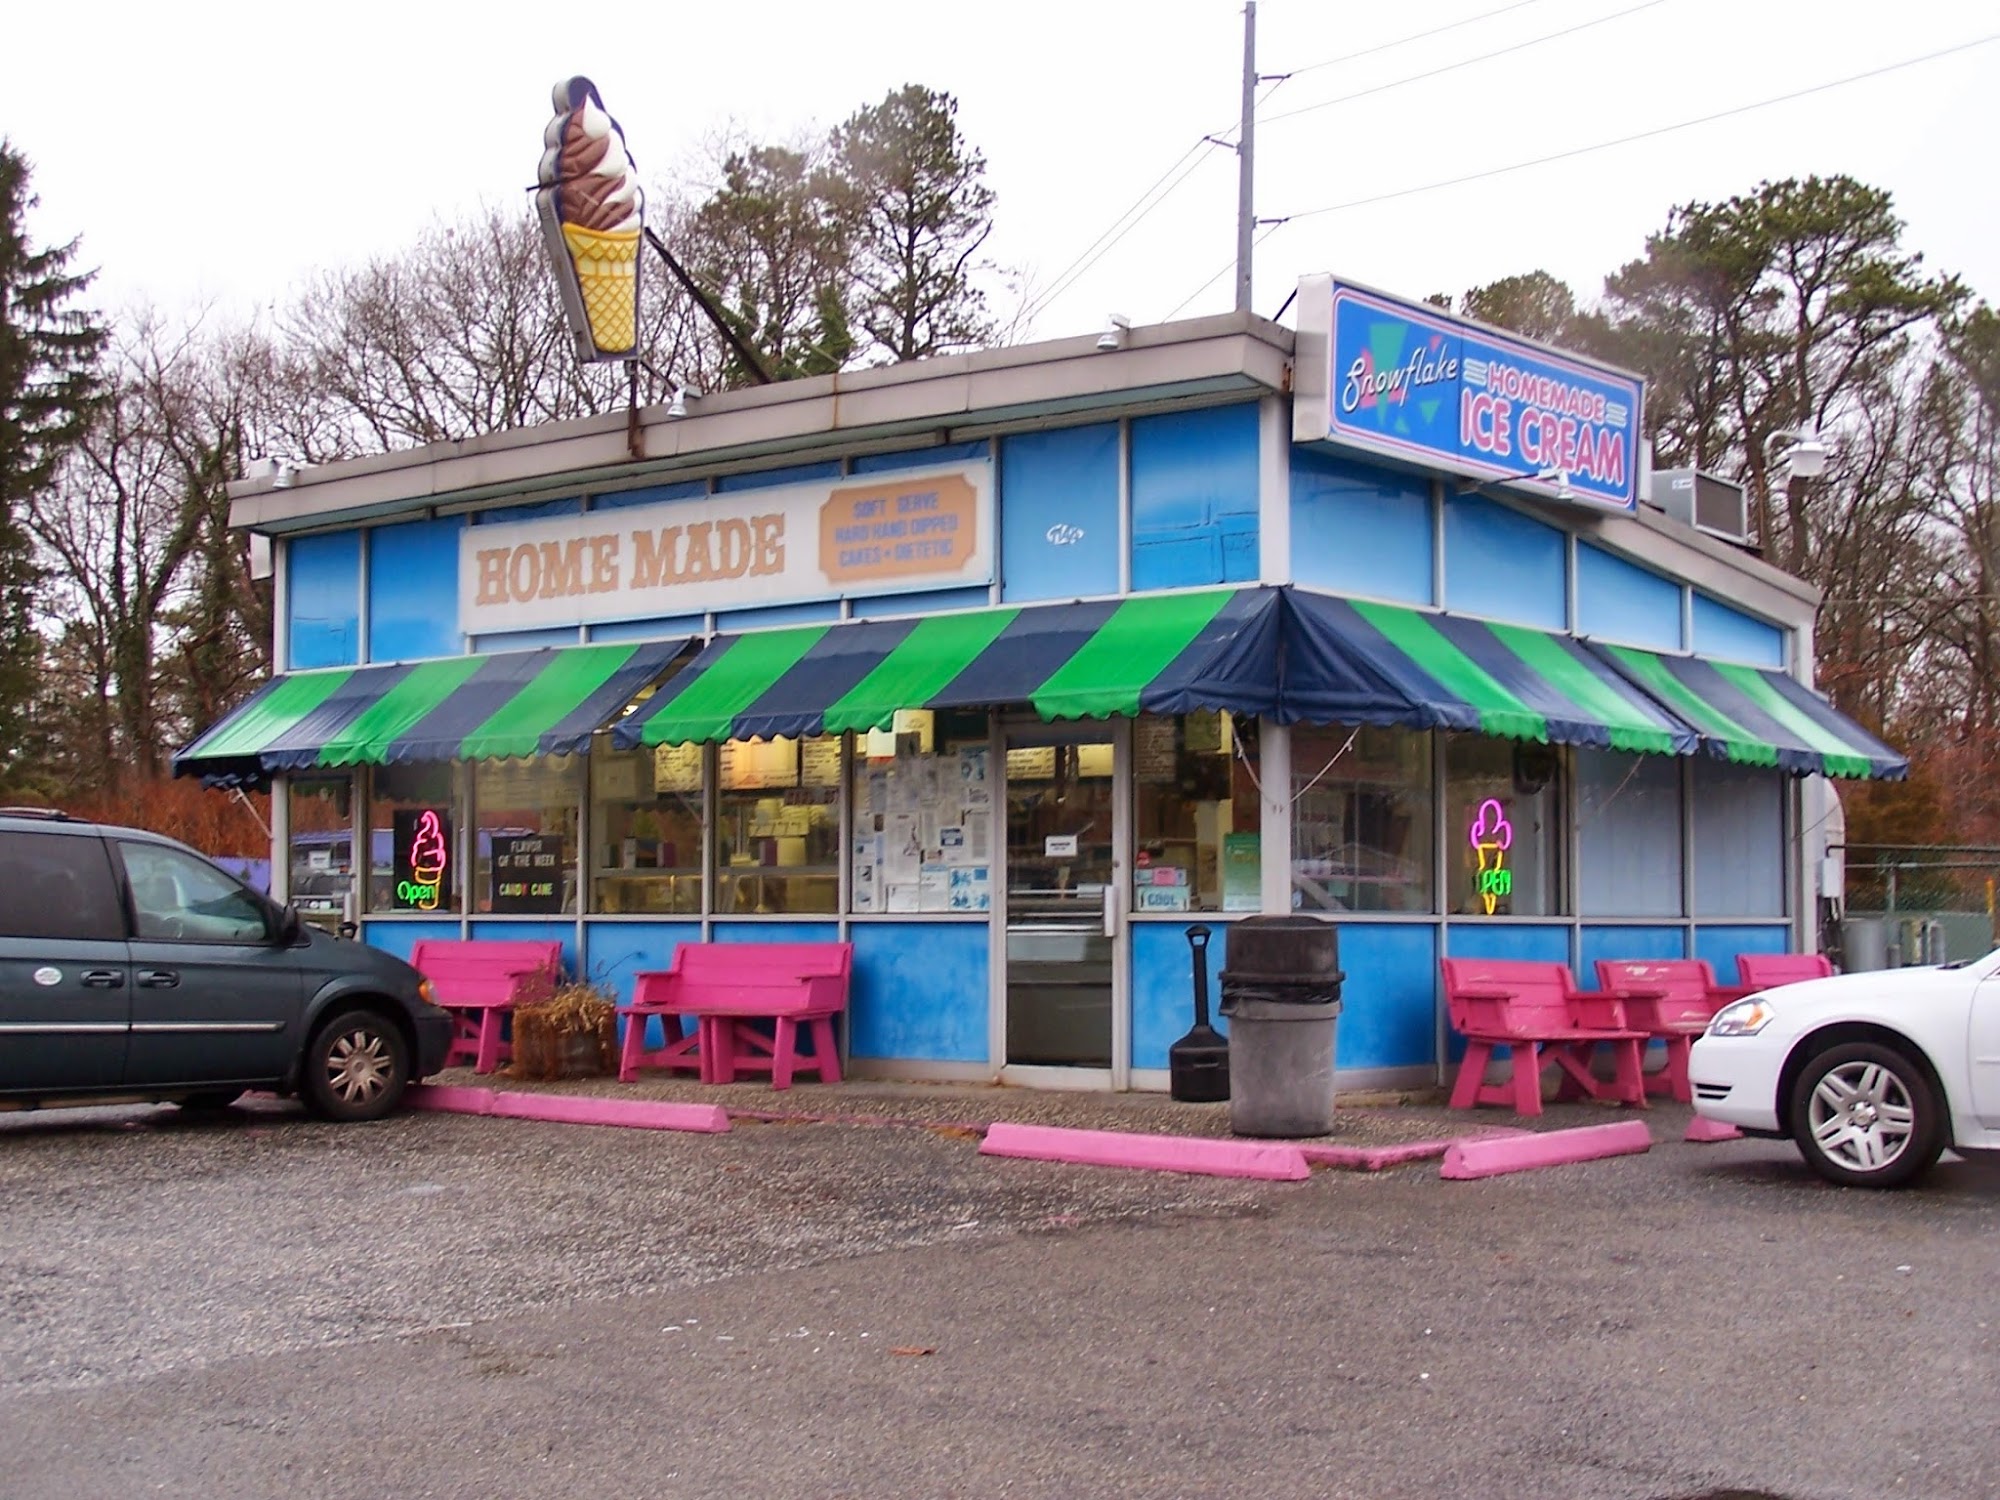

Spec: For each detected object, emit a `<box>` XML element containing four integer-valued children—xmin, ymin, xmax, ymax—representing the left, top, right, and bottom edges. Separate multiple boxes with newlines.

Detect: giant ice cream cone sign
<box><xmin>1469</xmin><ymin>798</ymin><xmax>1513</xmax><ymax>916</ymax></box>
<box><xmin>536</xmin><ymin>77</ymin><xmax>644</xmax><ymax>363</ymax></box>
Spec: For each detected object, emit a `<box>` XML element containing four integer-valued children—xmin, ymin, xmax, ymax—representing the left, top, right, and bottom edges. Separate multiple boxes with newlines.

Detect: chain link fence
<box><xmin>1832</xmin><ymin>844</ymin><xmax>2000</xmax><ymax>969</ymax></box>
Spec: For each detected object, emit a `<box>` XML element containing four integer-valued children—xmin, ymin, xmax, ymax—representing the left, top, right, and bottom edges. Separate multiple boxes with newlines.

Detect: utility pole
<box><xmin>1235</xmin><ymin>0</ymin><xmax>1257</xmax><ymax>314</ymax></box>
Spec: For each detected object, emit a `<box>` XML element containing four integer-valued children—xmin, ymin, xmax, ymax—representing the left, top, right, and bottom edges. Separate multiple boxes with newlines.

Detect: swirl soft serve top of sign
<box><xmin>1292</xmin><ymin>276</ymin><xmax>1644</xmax><ymax>512</ymax></box>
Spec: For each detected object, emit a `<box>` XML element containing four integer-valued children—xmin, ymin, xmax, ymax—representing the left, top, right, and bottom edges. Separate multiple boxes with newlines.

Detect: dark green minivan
<box><xmin>0</xmin><ymin>810</ymin><xmax>453</xmax><ymax>1120</ymax></box>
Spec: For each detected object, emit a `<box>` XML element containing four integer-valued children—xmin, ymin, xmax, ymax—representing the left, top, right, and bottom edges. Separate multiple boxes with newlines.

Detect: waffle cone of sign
<box><xmin>560</xmin><ymin>223</ymin><xmax>641</xmax><ymax>354</ymax></box>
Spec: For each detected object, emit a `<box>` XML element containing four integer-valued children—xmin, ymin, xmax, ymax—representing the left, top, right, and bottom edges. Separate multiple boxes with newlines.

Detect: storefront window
<box><xmin>852</xmin><ymin>710</ymin><xmax>993</xmax><ymax>914</ymax></box>
<box><xmin>367</xmin><ymin>762</ymin><xmax>459</xmax><ymax>914</ymax></box>
<box><xmin>471</xmin><ymin>756</ymin><xmax>582</xmax><ymax>915</ymax></box>
<box><xmin>1291</xmin><ymin>726</ymin><xmax>1434</xmax><ymax>914</ymax></box>
<box><xmin>714</xmin><ymin>734</ymin><xmax>841</xmax><ymax>914</ymax></box>
<box><xmin>1132</xmin><ymin>711</ymin><xmax>1259</xmax><ymax>913</ymax></box>
<box><xmin>590</xmin><ymin>736</ymin><xmax>705</xmax><ymax>914</ymax></box>
<box><xmin>1444</xmin><ymin>736</ymin><xmax>1565</xmax><ymax>917</ymax></box>
<box><xmin>285</xmin><ymin>776</ymin><xmax>356</xmax><ymax>931</ymax></box>
<box><xmin>1577</xmin><ymin>749</ymin><xmax>1684</xmax><ymax>917</ymax></box>
<box><xmin>1692</xmin><ymin>760</ymin><xmax>1785</xmax><ymax>917</ymax></box>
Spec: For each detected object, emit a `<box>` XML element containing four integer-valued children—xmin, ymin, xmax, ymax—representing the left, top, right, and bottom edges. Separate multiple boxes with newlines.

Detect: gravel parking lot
<box><xmin>4</xmin><ymin>1095</ymin><xmax>1998</xmax><ymax>1500</ymax></box>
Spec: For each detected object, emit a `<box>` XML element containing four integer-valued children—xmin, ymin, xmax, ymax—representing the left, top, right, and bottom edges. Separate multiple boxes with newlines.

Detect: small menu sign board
<box><xmin>492</xmin><ymin>833</ymin><xmax>565</xmax><ymax>913</ymax></box>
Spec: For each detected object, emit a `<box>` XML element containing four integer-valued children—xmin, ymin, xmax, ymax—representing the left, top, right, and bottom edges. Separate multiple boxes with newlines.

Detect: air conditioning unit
<box><xmin>1650</xmin><ymin>468</ymin><xmax>1751</xmax><ymax>544</ymax></box>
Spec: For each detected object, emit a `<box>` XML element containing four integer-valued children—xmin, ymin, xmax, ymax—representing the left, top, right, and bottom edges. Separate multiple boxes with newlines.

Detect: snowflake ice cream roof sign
<box><xmin>1291</xmin><ymin>275</ymin><xmax>1645</xmax><ymax>512</ymax></box>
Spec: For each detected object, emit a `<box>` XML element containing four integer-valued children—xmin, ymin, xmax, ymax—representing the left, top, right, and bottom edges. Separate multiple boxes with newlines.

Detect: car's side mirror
<box><xmin>274</xmin><ymin>903</ymin><xmax>304</xmax><ymax>946</ymax></box>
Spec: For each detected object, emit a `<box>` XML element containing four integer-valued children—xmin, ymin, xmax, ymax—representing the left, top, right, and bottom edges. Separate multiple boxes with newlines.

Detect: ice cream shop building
<box><xmin>181</xmin><ymin>276</ymin><xmax>1906</xmax><ymax>1092</ymax></box>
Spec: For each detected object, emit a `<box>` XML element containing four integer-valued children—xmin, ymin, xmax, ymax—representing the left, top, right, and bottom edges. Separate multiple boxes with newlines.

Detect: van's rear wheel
<box><xmin>302</xmin><ymin>1010</ymin><xmax>409</xmax><ymax>1122</ymax></box>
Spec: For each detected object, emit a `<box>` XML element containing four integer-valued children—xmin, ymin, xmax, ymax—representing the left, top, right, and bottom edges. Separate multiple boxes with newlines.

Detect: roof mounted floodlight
<box><xmin>1767</xmin><ymin>427</ymin><xmax>1829</xmax><ymax>479</ymax></box>
<box><xmin>1096</xmin><ymin>313</ymin><xmax>1132</xmax><ymax>352</ymax></box>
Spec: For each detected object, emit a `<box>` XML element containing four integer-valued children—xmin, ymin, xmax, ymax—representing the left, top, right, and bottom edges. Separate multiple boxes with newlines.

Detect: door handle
<box><xmin>80</xmin><ymin>970</ymin><xmax>126</xmax><ymax>989</ymax></box>
<box><xmin>137</xmin><ymin>970</ymin><xmax>181</xmax><ymax>989</ymax></box>
<box><xmin>1101</xmin><ymin>883</ymin><xmax>1119</xmax><ymax>938</ymax></box>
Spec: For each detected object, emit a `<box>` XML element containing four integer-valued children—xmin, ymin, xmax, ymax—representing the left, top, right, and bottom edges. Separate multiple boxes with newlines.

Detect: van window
<box><xmin>117</xmin><ymin>841</ymin><xmax>271</xmax><ymax>944</ymax></box>
<box><xmin>0</xmin><ymin>831</ymin><xmax>127</xmax><ymax>941</ymax></box>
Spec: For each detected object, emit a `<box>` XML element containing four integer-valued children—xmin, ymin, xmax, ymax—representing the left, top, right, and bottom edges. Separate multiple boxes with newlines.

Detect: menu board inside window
<box><xmin>653</xmin><ymin>742</ymin><xmax>702</xmax><ymax>793</ymax></box>
<box><xmin>801</xmin><ymin>737</ymin><xmax>843</xmax><ymax>788</ymax></box>
<box><xmin>720</xmin><ymin>737</ymin><xmax>800</xmax><ymax>790</ymax></box>
<box><xmin>1136</xmin><ymin>716</ymin><xmax>1178</xmax><ymax>784</ymax></box>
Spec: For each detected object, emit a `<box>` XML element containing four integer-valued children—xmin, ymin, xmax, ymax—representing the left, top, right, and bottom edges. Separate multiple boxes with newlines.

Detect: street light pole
<box><xmin>1235</xmin><ymin>1</ymin><xmax>1256</xmax><ymax>315</ymax></box>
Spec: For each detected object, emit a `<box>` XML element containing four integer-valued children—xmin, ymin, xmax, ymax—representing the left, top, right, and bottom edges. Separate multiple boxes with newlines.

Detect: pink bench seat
<box><xmin>409</xmin><ymin>939</ymin><xmax>563</xmax><ymax>1075</ymax></box>
<box><xmin>1441</xmin><ymin>958</ymin><xmax>1647</xmax><ymax>1116</ymax></box>
<box><xmin>1594</xmin><ymin>959</ymin><xmax>1747</xmax><ymax>1103</ymax></box>
<box><xmin>1736</xmin><ymin>952</ymin><xmax>1833</xmax><ymax>989</ymax></box>
<box><xmin>619</xmin><ymin>942</ymin><xmax>851</xmax><ymax>1090</ymax></box>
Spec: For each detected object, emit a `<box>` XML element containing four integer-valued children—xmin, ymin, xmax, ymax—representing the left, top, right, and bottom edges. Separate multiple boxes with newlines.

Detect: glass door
<box><xmin>1002</xmin><ymin>724</ymin><xmax>1123</xmax><ymax>1074</ymax></box>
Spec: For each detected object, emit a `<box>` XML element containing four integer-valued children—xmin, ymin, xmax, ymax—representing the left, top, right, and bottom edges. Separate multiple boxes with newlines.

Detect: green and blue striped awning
<box><xmin>174</xmin><ymin>640</ymin><xmax>685</xmax><ymax>787</ymax></box>
<box><xmin>1280</xmin><ymin>591</ymin><xmax>1699</xmax><ymax>757</ymax></box>
<box><xmin>1589</xmin><ymin>642</ymin><xmax>1907</xmax><ymax>780</ymax></box>
<box><xmin>613</xmin><ymin>588</ymin><xmax>1283</xmax><ymax>748</ymax></box>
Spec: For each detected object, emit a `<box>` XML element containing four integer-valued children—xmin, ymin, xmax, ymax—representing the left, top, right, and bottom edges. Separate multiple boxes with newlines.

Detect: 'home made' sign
<box><xmin>458</xmin><ymin>462</ymin><xmax>992</xmax><ymax>634</ymax></box>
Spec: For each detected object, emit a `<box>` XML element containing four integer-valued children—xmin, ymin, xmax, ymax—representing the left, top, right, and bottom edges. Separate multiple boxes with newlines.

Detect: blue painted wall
<box><xmin>472</xmin><ymin>627</ymin><xmax>581</xmax><ymax>653</ymax></box>
<box><xmin>716</xmin><ymin>461</ymin><xmax>842</xmax><ymax>493</ymax></box>
<box><xmin>1578</xmin><ymin>544</ymin><xmax>1682</xmax><ymax>649</ymax></box>
<box><xmin>287</xmin><ymin>531</ymin><xmax>362</xmax><ymax>669</ymax></box>
<box><xmin>1000</xmin><ymin>423</ymin><xmax>1121</xmax><ymax>602</ymax></box>
<box><xmin>1289</xmin><ymin>450</ymin><xmax>1433</xmax><ymax>605</ymax></box>
<box><xmin>590</xmin><ymin>615</ymin><xmax>704</xmax><ymax>644</ymax></box>
<box><xmin>1578</xmin><ymin>925</ymin><xmax>1687</xmax><ymax>986</ymax></box>
<box><xmin>1130</xmin><ymin>404</ymin><xmax>1260</xmax><ymax>590</ymax></box>
<box><xmin>850</xmin><ymin>922</ymin><xmax>988</xmax><ymax>1063</ymax></box>
<box><xmin>360</xmin><ymin>919</ymin><xmax>461</xmax><ymax>965</ymax></box>
<box><xmin>592</xmin><ymin>479</ymin><xmax>709</xmax><ymax>511</ymax></box>
<box><xmin>852</xmin><ymin>441</ymin><xmax>991</xmax><ymax>475</ymax></box>
<box><xmin>1443</xmin><ymin>493</ymin><xmax>1567</xmax><ymax>629</ymax></box>
<box><xmin>716</xmin><ymin>599</ymin><xmax>844</xmax><ymax>631</ymax></box>
<box><xmin>478</xmin><ymin>496</ymin><xmax>581</xmax><ymax>525</ymax></box>
<box><xmin>850</xmin><ymin>586</ymin><xmax>992</xmax><ymax>620</ymax></box>
<box><xmin>470</xmin><ymin>919</ymin><xmax>578</xmax><ymax>977</ymax></box>
<box><xmin>1694</xmin><ymin>924</ymin><xmax>1791</xmax><ymax>983</ymax></box>
<box><xmin>368</xmin><ymin>516</ymin><xmax>466</xmax><ymax>663</ymax></box>
<box><xmin>1442</xmin><ymin>923</ymin><xmax>1571</xmax><ymax>966</ymax></box>
<box><xmin>1692</xmin><ymin>594</ymin><xmax>1785</xmax><ymax>667</ymax></box>
<box><xmin>584</xmin><ymin>921</ymin><xmax>700</xmax><ymax>1049</ymax></box>
<box><xmin>1329</xmin><ymin>923</ymin><xmax>1440</xmax><ymax>1071</ymax></box>
<box><xmin>1131</xmin><ymin>921</ymin><xmax>1230</xmax><ymax>1070</ymax></box>
<box><xmin>709</xmin><ymin>921</ymin><xmax>841</xmax><ymax>947</ymax></box>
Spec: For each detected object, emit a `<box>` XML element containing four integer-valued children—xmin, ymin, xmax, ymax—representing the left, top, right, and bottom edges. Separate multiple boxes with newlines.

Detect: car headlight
<box><xmin>1708</xmin><ymin>998</ymin><xmax>1777</xmax><ymax>1037</ymax></box>
<box><xmin>418</xmin><ymin>978</ymin><xmax>438</xmax><ymax>1007</ymax></box>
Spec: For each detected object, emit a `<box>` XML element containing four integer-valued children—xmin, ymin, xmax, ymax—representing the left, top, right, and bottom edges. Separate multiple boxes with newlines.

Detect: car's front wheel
<box><xmin>302</xmin><ymin>1009</ymin><xmax>410</xmax><ymax>1122</ymax></box>
<box><xmin>1788</xmin><ymin>1040</ymin><xmax>1944</xmax><ymax>1189</ymax></box>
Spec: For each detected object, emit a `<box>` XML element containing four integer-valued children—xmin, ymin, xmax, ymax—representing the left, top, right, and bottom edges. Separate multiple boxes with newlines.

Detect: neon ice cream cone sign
<box><xmin>1469</xmin><ymin>798</ymin><xmax>1513</xmax><ymax>915</ymax></box>
<box><xmin>402</xmin><ymin>809</ymin><xmax>448</xmax><ymax>912</ymax></box>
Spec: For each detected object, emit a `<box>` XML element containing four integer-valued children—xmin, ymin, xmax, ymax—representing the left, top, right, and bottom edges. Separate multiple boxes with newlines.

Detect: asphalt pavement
<box><xmin>2</xmin><ymin>1088</ymin><xmax>1996</xmax><ymax>1500</ymax></box>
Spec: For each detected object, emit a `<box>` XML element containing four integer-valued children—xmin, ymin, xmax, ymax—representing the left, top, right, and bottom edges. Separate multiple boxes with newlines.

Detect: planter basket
<box><xmin>510</xmin><ymin>986</ymin><xmax>618</xmax><ymax>1081</ymax></box>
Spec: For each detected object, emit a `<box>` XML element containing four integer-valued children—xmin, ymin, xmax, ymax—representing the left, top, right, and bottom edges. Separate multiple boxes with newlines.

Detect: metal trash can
<box><xmin>1218</xmin><ymin>916</ymin><xmax>1343</xmax><ymax>1138</ymax></box>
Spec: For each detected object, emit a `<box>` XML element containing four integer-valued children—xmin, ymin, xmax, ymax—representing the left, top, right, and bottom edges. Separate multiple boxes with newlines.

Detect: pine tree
<box><xmin>0</xmin><ymin>140</ymin><xmax>104</xmax><ymax>795</ymax></box>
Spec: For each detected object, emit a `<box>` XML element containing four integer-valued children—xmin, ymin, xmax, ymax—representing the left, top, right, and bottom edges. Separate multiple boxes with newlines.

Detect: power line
<box><xmin>1020</xmin><ymin>0</ymin><xmax>1574</xmax><ymax>329</ymax></box>
<box><xmin>1261</xmin><ymin>0</ymin><xmax>1671</xmax><ymax>128</ymax></box>
<box><xmin>1266</xmin><ymin>32</ymin><xmax>2000</xmax><ymax>227</ymax></box>
<box><xmin>1159</xmin><ymin>30</ymin><xmax>2000</xmax><ymax>320</ymax></box>
<box><xmin>1273</xmin><ymin>0</ymin><xmax>1553</xmax><ymax>85</ymax></box>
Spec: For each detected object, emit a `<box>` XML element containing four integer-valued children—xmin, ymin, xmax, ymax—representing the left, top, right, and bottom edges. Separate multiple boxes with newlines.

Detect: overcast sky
<box><xmin>8</xmin><ymin>0</ymin><xmax>1996</xmax><ymax>346</ymax></box>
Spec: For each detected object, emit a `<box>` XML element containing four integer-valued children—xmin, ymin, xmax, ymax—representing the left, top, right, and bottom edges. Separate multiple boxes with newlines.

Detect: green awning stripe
<box><xmin>1032</xmin><ymin>590</ymin><xmax>1234</xmax><ymax>720</ymax></box>
<box><xmin>459</xmin><ymin>644</ymin><xmax>639</xmax><ymax>762</ymax></box>
<box><xmin>1710</xmin><ymin>661</ymin><xmax>1874</xmax><ymax>779</ymax></box>
<box><xmin>640</xmin><ymin>626</ymin><xmax>831</xmax><ymax>745</ymax></box>
<box><xmin>193</xmin><ymin>670</ymin><xmax>356</xmax><ymax>759</ymax></box>
<box><xmin>1353</xmin><ymin>601</ymin><xmax>1547</xmax><ymax>742</ymax></box>
<box><xmin>1488</xmin><ymin>624</ymin><xmax>1678</xmax><ymax>756</ymax></box>
<box><xmin>1602</xmin><ymin>645</ymin><xmax>1775</xmax><ymax>767</ymax></box>
<box><xmin>823</xmin><ymin>609</ymin><xmax>1022</xmax><ymax>735</ymax></box>
<box><xmin>316</xmin><ymin>657</ymin><xmax>489</xmax><ymax>767</ymax></box>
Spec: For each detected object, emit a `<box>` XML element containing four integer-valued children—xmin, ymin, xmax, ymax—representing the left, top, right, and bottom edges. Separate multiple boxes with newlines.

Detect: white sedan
<box><xmin>1689</xmin><ymin>948</ymin><xmax>2000</xmax><ymax>1188</ymax></box>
